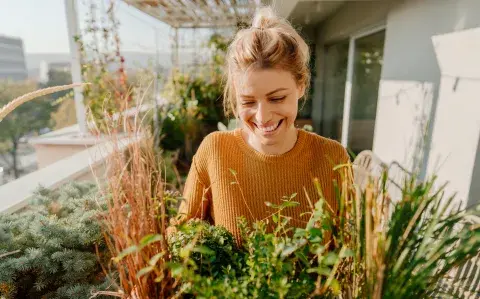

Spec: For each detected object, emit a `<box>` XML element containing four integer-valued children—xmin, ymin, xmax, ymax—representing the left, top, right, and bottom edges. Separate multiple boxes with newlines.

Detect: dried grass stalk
<box><xmin>97</xmin><ymin>88</ymin><xmax>174</xmax><ymax>298</ymax></box>
<box><xmin>0</xmin><ymin>83</ymin><xmax>87</xmax><ymax>121</ymax></box>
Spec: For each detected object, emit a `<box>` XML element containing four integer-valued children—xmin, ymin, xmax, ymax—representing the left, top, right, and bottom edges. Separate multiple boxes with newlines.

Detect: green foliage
<box><xmin>43</xmin><ymin>70</ymin><xmax>77</xmax><ymax>130</ymax></box>
<box><xmin>376</xmin><ymin>177</ymin><xmax>480</xmax><ymax>298</ymax></box>
<box><xmin>159</xmin><ymin>71</ymin><xmax>224</xmax><ymax>160</ymax></box>
<box><xmin>166</xmin><ymin>195</ymin><xmax>347</xmax><ymax>299</ymax></box>
<box><xmin>0</xmin><ymin>182</ymin><xmax>114</xmax><ymax>299</ymax></box>
<box><xmin>158</xmin><ymin>33</ymin><xmax>228</xmax><ymax>165</ymax></box>
<box><xmin>156</xmin><ymin>170</ymin><xmax>479</xmax><ymax>299</ymax></box>
<box><xmin>77</xmin><ymin>1</ymin><xmax>130</xmax><ymax>133</ymax></box>
<box><xmin>168</xmin><ymin>219</ymin><xmax>239</xmax><ymax>278</ymax></box>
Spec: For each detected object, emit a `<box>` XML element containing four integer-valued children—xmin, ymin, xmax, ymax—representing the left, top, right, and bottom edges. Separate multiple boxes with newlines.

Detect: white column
<box><xmin>64</xmin><ymin>0</ymin><xmax>87</xmax><ymax>135</ymax></box>
<box><xmin>341</xmin><ymin>37</ymin><xmax>355</xmax><ymax>147</ymax></box>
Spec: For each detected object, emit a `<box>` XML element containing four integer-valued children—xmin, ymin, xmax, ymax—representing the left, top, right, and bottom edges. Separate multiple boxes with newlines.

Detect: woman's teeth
<box><xmin>256</xmin><ymin>120</ymin><xmax>281</xmax><ymax>132</ymax></box>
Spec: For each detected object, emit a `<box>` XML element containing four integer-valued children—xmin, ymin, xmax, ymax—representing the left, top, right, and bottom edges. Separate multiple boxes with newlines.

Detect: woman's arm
<box><xmin>178</xmin><ymin>159</ymin><xmax>211</xmax><ymax>221</ymax></box>
<box><xmin>167</xmin><ymin>157</ymin><xmax>211</xmax><ymax>237</ymax></box>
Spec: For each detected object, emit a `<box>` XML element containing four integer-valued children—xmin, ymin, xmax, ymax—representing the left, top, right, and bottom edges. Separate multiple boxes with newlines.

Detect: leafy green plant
<box><xmin>168</xmin><ymin>219</ymin><xmax>238</xmax><ymax>277</ymax></box>
<box><xmin>158</xmin><ymin>73</ymin><xmax>223</xmax><ymax>168</ymax></box>
<box><xmin>0</xmin><ymin>182</ymin><xmax>113</xmax><ymax>299</ymax></box>
<box><xmin>116</xmin><ymin>163</ymin><xmax>479</xmax><ymax>299</ymax></box>
<box><xmin>160</xmin><ymin>184</ymin><xmax>352</xmax><ymax>299</ymax></box>
<box><xmin>157</xmin><ymin>32</ymin><xmax>228</xmax><ymax>166</ymax></box>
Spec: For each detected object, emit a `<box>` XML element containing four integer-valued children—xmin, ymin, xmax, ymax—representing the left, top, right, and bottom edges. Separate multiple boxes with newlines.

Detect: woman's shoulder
<box><xmin>200</xmin><ymin>129</ymin><xmax>237</xmax><ymax>146</ymax></box>
<box><xmin>195</xmin><ymin>129</ymin><xmax>238</xmax><ymax>158</ymax></box>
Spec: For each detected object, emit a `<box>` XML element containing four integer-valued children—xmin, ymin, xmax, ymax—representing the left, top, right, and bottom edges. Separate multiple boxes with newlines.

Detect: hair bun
<box><xmin>222</xmin><ymin>5</ymin><xmax>310</xmax><ymax>117</ymax></box>
<box><xmin>251</xmin><ymin>7</ymin><xmax>279</xmax><ymax>29</ymax></box>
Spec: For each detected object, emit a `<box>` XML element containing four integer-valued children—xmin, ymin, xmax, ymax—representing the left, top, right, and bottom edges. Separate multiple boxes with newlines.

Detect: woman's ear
<box><xmin>297</xmin><ymin>84</ymin><xmax>306</xmax><ymax>100</ymax></box>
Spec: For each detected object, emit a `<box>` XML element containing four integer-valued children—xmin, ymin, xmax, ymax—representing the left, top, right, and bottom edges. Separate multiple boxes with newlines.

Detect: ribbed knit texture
<box><xmin>177</xmin><ymin>128</ymin><xmax>349</xmax><ymax>244</ymax></box>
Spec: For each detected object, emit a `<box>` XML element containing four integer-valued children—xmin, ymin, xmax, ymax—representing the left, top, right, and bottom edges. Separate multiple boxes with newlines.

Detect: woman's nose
<box><xmin>255</xmin><ymin>102</ymin><xmax>273</xmax><ymax>124</ymax></box>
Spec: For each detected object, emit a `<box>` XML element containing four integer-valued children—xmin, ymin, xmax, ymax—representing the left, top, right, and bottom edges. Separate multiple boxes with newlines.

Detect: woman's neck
<box><xmin>242</xmin><ymin>127</ymin><xmax>299</xmax><ymax>155</ymax></box>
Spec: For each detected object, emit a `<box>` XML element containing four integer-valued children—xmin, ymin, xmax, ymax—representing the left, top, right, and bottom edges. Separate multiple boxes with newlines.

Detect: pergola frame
<box><xmin>64</xmin><ymin>0</ymin><xmax>260</xmax><ymax>136</ymax></box>
<box><xmin>123</xmin><ymin>0</ymin><xmax>260</xmax><ymax>29</ymax></box>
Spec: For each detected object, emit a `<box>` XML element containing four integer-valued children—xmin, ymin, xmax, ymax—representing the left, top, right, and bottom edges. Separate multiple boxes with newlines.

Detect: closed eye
<box><xmin>270</xmin><ymin>96</ymin><xmax>286</xmax><ymax>102</ymax></box>
<box><xmin>241</xmin><ymin>101</ymin><xmax>255</xmax><ymax>106</ymax></box>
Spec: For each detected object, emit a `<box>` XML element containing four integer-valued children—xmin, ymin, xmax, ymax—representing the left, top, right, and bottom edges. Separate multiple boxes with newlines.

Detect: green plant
<box><xmin>150</xmin><ymin>183</ymin><xmax>353</xmax><ymax>299</ymax></box>
<box><xmin>116</xmin><ymin>162</ymin><xmax>479</xmax><ymax>299</ymax></box>
<box><xmin>363</xmin><ymin>175</ymin><xmax>480</xmax><ymax>298</ymax></box>
<box><xmin>157</xmin><ymin>32</ymin><xmax>228</xmax><ymax>166</ymax></box>
<box><xmin>168</xmin><ymin>219</ymin><xmax>239</xmax><ymax>278</ymax></box>
<box><xmin>159</xmin><ymin>72</ymin><xmax>223</xmax><ymax>164</ymax></box>
<box><xmin>0</xmin><ymin>182</ymin><xmax>113</xmax><ymax>299</ymax></box>
<box><xmin>77</xmin><ymin>0</ymin><xmax>131</xmax><ymax>133</ymax></box>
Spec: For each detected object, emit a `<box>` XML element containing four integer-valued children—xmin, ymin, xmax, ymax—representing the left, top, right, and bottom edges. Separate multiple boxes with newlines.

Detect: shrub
<box><xmin>144</xmin><ymin>171</ymin><xmax>479</xmax><ymax>299</ymax></box>
<box><xmin>165</xmin><ymin>191</ymin><xmax>349</xmax><ymax>299</ymax></box>
<box><xmin>0</xmin><ymin>182</ymin><xmax>113</xmax><ymax>299</ymax></box>
<box><xmin>168</xmin><ymin>219</ymin><xmax>239</xmax><ymax>277</ymax></box>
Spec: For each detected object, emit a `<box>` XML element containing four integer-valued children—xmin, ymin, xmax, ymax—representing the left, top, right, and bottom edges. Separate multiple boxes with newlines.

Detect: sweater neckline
<box><xmin>233</xmin><ymin>128</ymin><xmax>308</xmax><ymax>163</ymax></box>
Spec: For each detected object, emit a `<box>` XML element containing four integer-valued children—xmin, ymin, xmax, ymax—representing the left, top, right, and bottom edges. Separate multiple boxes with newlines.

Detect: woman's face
<box><xmin>235</xmin><ymin>68</ymin><xmax>305</xmax><ymax>147</ymax></box>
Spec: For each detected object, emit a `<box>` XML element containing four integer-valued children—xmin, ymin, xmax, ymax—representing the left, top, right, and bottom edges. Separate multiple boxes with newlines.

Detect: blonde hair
<box><xmin>223</xmin><ymin>7</ymin><xmax>311</xmax><ymax>117</ymax></box>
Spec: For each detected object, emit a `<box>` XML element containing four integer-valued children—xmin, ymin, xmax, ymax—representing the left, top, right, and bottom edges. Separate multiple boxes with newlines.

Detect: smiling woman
<box><xmin>236</xmin><ymin>69</ymin><xmax>305</xmax><ymax>155</ymax></box>
<box><xmin>169</xmin><ymin>7</ymin><xmax>350</xmax><ymax>244</ymax></box>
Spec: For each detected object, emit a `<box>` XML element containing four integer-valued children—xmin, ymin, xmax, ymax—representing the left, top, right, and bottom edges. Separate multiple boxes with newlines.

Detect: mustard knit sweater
<box><xmin>176</xmin><ymin>128</ymin><xmax>349</xmax><ymax>243</ymax></box>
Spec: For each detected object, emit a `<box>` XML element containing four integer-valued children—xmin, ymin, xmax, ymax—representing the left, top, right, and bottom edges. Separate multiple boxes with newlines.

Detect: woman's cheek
<box><xmin>280</xmin><ymin>105</ymin><xmax>297</xmax><ymax>128</ymax></box>
<box><xmin>238</xmin><ymin>109</ymin><xmax>254</xmax><ymax>129</ymax></box>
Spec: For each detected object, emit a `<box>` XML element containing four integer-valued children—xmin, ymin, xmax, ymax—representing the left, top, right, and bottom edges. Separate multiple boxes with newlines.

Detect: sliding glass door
<box><xmin>347</xmin><ymin>30</ymin><xmax>384</xmax><ymax>155</ymax></box>
<box><xmin>321</xmin><ymin>41</ymin><xmax>349</xmax><ymax>141</ymax></box>
<box><xmin>321</xmin><ymin>28</ymin><xmax>385</xmax><ymax>155</ymax></box>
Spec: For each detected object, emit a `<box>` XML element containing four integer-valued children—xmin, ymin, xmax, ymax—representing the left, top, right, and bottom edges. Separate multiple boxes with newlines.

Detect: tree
<box><xmin>0</xmin><ymin>80</ymin><xmax>57</xmax><ymax>178</ymax></box>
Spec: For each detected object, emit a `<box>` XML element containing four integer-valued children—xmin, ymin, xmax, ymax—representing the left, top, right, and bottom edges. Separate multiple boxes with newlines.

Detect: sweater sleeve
<box><xmin>171</xmin><ymin>134</ymin><xmax>215</xmax><ymax>228</ymax></box>
<box><xmin>177</xmin><ymin>156</ymin><xmax>211</xmax><ymax>222</ymax></box>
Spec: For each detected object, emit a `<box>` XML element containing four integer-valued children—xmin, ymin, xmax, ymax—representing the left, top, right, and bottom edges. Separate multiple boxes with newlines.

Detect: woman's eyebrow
<box><xmin>266</xmin><ymin>87</ymin><xmax>288</xmax><ymax>96</ymax></box>
<box><xmin>240</xmin><ymin>87</ymin><xmax>289</xmax><ymax>98</ymax></box>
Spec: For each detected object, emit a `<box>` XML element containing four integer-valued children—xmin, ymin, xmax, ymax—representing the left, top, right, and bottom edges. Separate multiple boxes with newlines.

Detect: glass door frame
<box><xmin>340</xmin><ymin>25</ymin><xmax>386</xmax><ymax>148</ymax></box>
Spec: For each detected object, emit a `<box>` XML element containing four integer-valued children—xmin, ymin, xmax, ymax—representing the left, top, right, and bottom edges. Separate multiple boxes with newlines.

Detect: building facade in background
<box><xmin>0</xmin><ymin>35</ymin><xmax>27</xmax><ymax>81</ymax></box>
<box><xmin>271</xmin><ymin>0</ymin><xmax>480</xmax><ymax>209</ymax></box>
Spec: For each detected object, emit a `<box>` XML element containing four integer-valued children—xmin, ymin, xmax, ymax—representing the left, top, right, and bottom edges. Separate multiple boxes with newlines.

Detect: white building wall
<box><xmin>373</xmin><ymin>0</ymin><xmax>480</xmax><ymax>205</ymax></box>
<box><xmin>427</xmin><ymin>28</ymin><xmax>480</xmax><ymax>208</ymax></box>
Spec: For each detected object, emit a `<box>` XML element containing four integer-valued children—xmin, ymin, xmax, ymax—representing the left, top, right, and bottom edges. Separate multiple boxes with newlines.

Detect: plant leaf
<box><xmin>273</xmin><ymin>214</ymin><xmax>279</xmax><ymax>224</ymax></box>
<box><xmin>136</xmin><ymin>266</ymin><xmax>154</xmax><ymax>279</ymax></box>
<box><xmin>139</xmin><ymin>234</ymin><xmax>163</xmax><ymax>247</ymax></box>
<box><xmin>193</xmin><ymin>245</ymin><xmax>215</xmax><ymax>255</ymax></box>
<box><xmin>114</xmin><ymin>245</ymin><xmax>138</xmax><ymax>262</ymax></box>
<box><xmin>148</xmin><ymin>252</ymin><xmax>165</xmax><ymax>266</ymax></box>
<box><xmin>323</xmin><ymin>252</ymin><xmax>338</xmax><ymax>266</ymax></box>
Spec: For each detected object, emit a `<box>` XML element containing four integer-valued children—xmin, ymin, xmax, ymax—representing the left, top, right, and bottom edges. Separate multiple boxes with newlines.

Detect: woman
<box><xmin>172</xmin><ymin>7</ymin><xmax>349</xmax><ymax>244</ymax></box>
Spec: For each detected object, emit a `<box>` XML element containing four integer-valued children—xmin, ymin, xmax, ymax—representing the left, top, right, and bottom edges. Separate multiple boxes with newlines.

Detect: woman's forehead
<box><xmin>234</xmin><ymin>68</ymin><xmax>296</xmax><ymax>95</ymax></box>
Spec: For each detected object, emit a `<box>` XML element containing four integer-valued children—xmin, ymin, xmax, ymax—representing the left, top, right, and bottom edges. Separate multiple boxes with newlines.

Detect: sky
<box><xmin>0</xmin><ymin>0</ymin><xmax>206</xmax><ymax>54</ymax></box>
